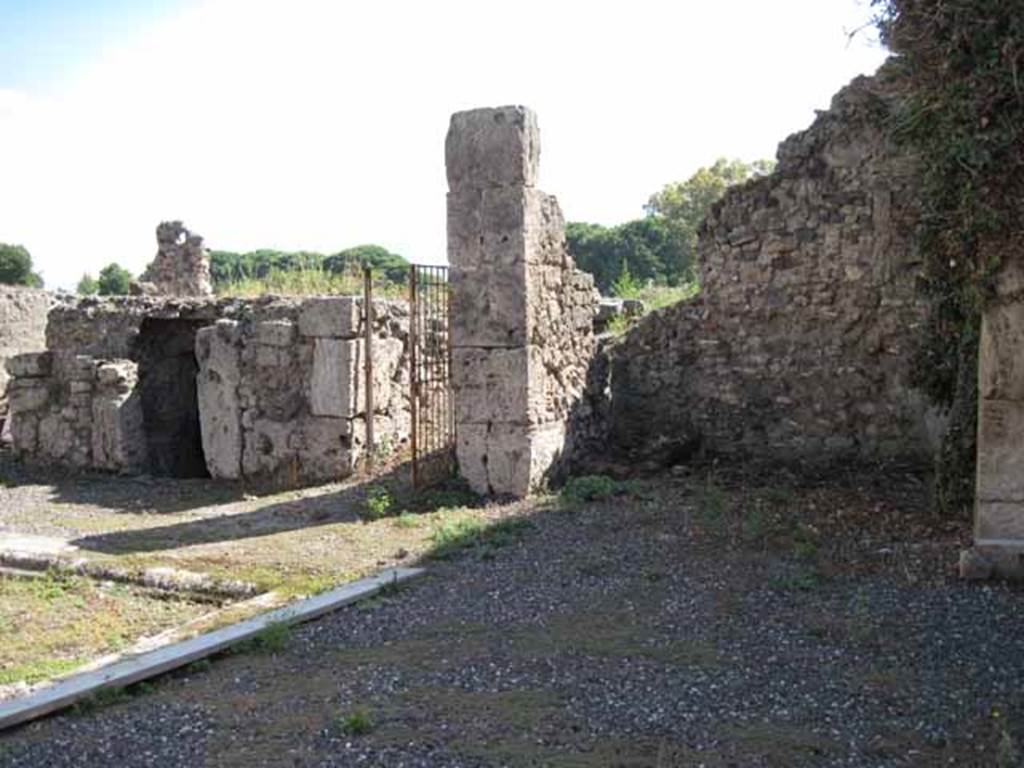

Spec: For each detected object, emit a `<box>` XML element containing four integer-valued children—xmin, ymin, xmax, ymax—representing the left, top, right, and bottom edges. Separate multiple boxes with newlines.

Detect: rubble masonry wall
<box><xmin>607</xmin><ymin>71</ymin><xmax>941</xmax><ymax>467</ymax></box>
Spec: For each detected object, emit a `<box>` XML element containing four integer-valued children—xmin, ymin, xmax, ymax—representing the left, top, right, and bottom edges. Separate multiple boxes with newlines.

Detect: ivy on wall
<box><xmin>874</xmin><ymin>0</ymin><xmax>1024</xmax><ymax>514</ymax></box>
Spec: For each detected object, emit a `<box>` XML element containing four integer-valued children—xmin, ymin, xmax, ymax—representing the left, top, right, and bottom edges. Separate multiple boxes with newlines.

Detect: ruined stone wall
<box><xmin>0</xmin><ymin>287</ymin><xmax>54</xmax><ymax>434</ymax></box>
<box><xmin>137</xmin><ymin>221</ymin><xmax>213</xmax><ymax>297</ymax></box>
<box><xmin>608</xmin><ymin>70</ymin><xmax>939</xmax><ymax>467</ymax></box>
<box><xmin>6</xmin><ymin>295</ymin><xmax>410</xmax><ymax>485</ymax></box>
<box><xmin>197</xmin><ymin>297</ymin><xmax>409</xmax><ymax>484</ymax></box>
<box><xmin>448</xmin><ymin>106</ymin><xmax>598</xmax><ymax>496</ymax></box>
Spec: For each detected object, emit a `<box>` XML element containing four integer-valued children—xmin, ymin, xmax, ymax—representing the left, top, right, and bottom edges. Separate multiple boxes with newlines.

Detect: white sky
<box><xmin>0</xmin><ymin>0</ymin><xmax>888</xmax><ymax>289</ymax></box>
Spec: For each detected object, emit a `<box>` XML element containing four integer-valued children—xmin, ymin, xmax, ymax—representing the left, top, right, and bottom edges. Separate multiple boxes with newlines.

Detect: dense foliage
<box><xmin>0</xmin><ymin>243</ymin><xmax>43</xmax><ymax>287</ymax></box>
<box><xmin>209</xmin><ymin>244</ymin><xmax>409</xmax><ymax>290</ymax></box>
<box><xmin>566</xmin><ymin>218</ymin><xmax>686</xmax><ymax>293</ymax></box>
<box><xmin>76</xmin><ymin>274</ymin><xmax>99</xmax><ymax>296</ymax></box>
<box><xmin>875</xmin><ymin>0</ymin><xmax>1024</xmax><ymax>513</ymax></box>
<box><xmin>567</xmin><ymin>159</ymin><xmax>772</xmax><ymax>296</ymax></box>
<box><xmin>97</xmin><ymin>263</ymin><xmax>133</xmax><ymax>296</ymax></box>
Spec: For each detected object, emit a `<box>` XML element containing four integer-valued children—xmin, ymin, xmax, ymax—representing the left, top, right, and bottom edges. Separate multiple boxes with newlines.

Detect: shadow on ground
<box><xmin>68</xmin><ymin>462</ymin><xmax>483</xmax><ymax>555</ymax></box>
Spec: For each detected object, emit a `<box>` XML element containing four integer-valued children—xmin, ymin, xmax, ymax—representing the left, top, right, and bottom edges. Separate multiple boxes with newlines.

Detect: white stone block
<box><xmin>311</xmin><ymin>338</ymin><xmax>361</xmax><ymax>418</ymax></box>
<box><xmin>446</xmin><ymin>106</ymin><xmax>539</xmax><ymax>190</ymax></box>
<box><xmin>298</xmin><ymin>297</ymin><xmax>361</xmax><ymax>339</ymax></box>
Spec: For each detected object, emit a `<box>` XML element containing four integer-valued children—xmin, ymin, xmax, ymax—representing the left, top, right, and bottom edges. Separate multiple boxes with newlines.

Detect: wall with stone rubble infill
<box><xmin>4</xmin><ymin>295</ymin><xmax>409</xmax><ymax>486</ymax></box>
<box><xmin>607</xmin><ymin>68</ymin><xmax>942</xmax><ymax>467</ymax></box>
<box><xmin>0</xmin><ymin>287</ymin><xmax>55</xmax><ymax>436</ymax></box>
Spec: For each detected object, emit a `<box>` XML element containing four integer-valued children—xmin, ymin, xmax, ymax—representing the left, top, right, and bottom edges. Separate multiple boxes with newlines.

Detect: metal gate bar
<box><xmin>409</xmin><ymin>264</ymin><xmax>454</xmax><ymax>489</ymax></box>
<box><xmin>363</xmin><ymin>266</ymin><xmax>375</xmax><ymax>471</ymax></box>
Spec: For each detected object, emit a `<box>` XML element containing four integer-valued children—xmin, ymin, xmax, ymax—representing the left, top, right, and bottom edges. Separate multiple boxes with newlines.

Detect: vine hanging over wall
<box><xmin>874</xmin><ymin>0</ymin><xmax>1024</xmax><ymax>514</ymax></box>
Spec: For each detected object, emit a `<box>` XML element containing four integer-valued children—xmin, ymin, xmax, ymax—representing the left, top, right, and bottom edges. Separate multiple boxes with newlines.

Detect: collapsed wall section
<box><xmin>608</xmin><ymin>70</ymin><xmax>939</xmax><ymax>466</ymax></box>
<box><xmin>447</xmin><ymin>106</ymin><xmax>597</xmax><ymax>496</ymax></box>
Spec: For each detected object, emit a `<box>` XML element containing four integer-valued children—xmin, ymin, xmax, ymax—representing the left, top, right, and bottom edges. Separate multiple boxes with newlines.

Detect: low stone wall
<box><xmin>607</xmin><ymin>69</ymin><xmax>941</xmax><ymax>467</ymax></box>
<box><xmin>0</xmin><ymin>287</ymin><xmax>54</xmax><ymax>434</ymax></box>
<box><xmin>5</xmin><ymin>295</ymin><xmax>409</xmax><ymax>485</ymax></box>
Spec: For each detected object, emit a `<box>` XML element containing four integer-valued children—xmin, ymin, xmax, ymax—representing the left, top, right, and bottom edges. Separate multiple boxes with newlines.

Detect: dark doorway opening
<box><xmin>135</xmin><ymin>318</ymin><xmax>210</xmax><ymax>478</ymax></box>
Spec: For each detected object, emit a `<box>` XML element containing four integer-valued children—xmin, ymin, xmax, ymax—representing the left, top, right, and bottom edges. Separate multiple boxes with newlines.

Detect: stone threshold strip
<box><xmin>0</xmin><ymin>533</ymin><xmax>257</xmax><ymax>601</ymax></box>
<box><xmin>0</xmin><ymin>566</ymin><xmax>424</xmax><ymax>731</ymax></box>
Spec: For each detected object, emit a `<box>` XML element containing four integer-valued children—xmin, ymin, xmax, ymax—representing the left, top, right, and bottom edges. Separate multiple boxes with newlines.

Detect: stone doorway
<box><xmin>135</xmin><ymin>318</ymin><xmax>210</xmax><ymax>478</ymax></box>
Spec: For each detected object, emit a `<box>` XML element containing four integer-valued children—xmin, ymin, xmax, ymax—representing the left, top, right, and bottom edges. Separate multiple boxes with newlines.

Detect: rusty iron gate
<box><xmin>409</xmin><ymin>264</ymin><xmax>455</xmax><ymax>488</ymax></box>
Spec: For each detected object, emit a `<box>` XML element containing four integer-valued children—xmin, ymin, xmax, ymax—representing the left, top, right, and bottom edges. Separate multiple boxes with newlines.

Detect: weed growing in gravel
<box><xmin>185</xmin><ymin>658</ymin><xmax>212</xmax><ymax>675</ymax></box>
<box><xmin>994</xmin><ymin>708</ymin><xmax>1020</xmax><ymax>768</ymax></box>
<box><xmin>768</xmin><ymin>570</ymin><xmax>822</xmax><ymax>591</ymax></box>
<box><xmin>363</xmin><ymin>485</ymin><xmax>393</xmax><ymax>521</ymax></box>
<box><xmin>72</xmin><ymin>680</ymin><xmax>156</xmax><ymax>715</ymax></box>
<box><xmin>695</xmin><ymin>476</ymin><xmax>729</xmax><ymax>535</ymax></box>
<box><xmin>742</xmin><ymin>507</ymin><xmax>770</xmax><ymax>543</ymax></box>
<box><xmin>848</xmin><ymin>588</ymin><xmax>875</xmax><ymax>645</ymax></box>
<box><xmin>791</xmin><ymin>523</ymin><xmax>819</xmax><ymax>559</ymax></box>
<box><xmin>243</xmin><ymin>621</ymin><xmax>292</xmax><ymax>653</ymax></box>
<box><xmin>429</xmin><ymin>517</ymin><xmax>532</xmax><ymax>560</ymax></box>
<box><xmin>337</xmin><ymin>705</ymin><xmax>374</xmax><ymax>736</ymax></box>
<box><xmin>560</xmin><ymin>475</ymin><xmax>620</xmax><ymax>507</ymax></box>
<box><xmin>762</xmin><ymin>485</ymin><xmax>796</xmax><ymax>507</ymax></box>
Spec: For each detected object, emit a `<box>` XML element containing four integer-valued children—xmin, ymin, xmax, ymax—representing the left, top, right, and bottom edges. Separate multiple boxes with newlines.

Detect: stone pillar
<box><xmin>965</xmin><ymin>259</ymin><xmax>1024</xmax><ymax>578</ymax></box>
<box><xmin>447</xmin><ymin>106</ymin><xmax>597</xmax><ymax>496</ymax></box>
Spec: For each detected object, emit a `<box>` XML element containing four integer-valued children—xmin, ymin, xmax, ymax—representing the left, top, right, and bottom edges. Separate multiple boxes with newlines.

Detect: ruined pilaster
<box><xmin>964</xmin><ymin>258</ymin><xmax>1024</xmax><ymax>578</ymax></box>
<box><xmin>447</xmin><ymin>106</ymin><xmax>596</xmax><ymax>496</ymax></box>
<box><xmin>136</xmin><ymin>221</ymin><xmax>214</xmax><ymax>297</ymax></box>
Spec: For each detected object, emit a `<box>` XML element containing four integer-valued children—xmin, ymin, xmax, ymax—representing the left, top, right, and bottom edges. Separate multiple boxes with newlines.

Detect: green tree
<box><xmin>566</xmin><ymin>217</ymin><xmax>685</xmax><ymax>293</ymax></box>
<box><xmin>97</xmin><ymin>263</ymin><xmax>133</xmax><ymax>296</ymax></box>
<box><xmin>324</xmin><ymin>244</ymin><xmax>409</xmax><ymax>283</ymax></box>
<box><xmin>645</xmin><ymin>157</ymin><xmax>774</xmax><ymax>269</ymax></box>
<box><xmin>208</xmin><ymin>245</ymin><xmax>409</xmax><ymax>291</ymax></box>
<box><xmin>0</xmin><ymin>243</ymin><xmax>40</xmax><ymax>286</ymax></box>
<box><xmin>76</xmin><ymin>273</ymin><xmax>99</xmax><ymax>295</ymax></box>
<box><xmin>610</xmin><ymin>259</ymin><xmax>642</xmax><ymax>298</ymax></box>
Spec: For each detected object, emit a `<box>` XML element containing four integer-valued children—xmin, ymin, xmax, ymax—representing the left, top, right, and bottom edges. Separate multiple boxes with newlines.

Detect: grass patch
<box><xmin>717</xmin><ymin>722</ymin><xmax>837</xmax><ymax>759</ymax></box>
<box><xmin>392</xmin><ymin>512</ymin><xmax>422</xmax><ymax>529</ymax></box>
<box><xmin>429</xmin><ymin>517</ymin><xmax>533</xmax><ymax>560</ymax></box>
<box><xmin>217</xmin><ymin>267</ymin><xmax>405</xmax><ymax>299</ymax></box>
<box><xmin>0</xmin><ymin>657</ymin><xmax>84</xmax><ymax>686</ymax></box>
<box><xmin>362</xmin><ymin>485</ymin><xmax>393</xmax><ymax>521</ymax></box>
<box><xmin>336</xmin><ymin>705</ymin><xmax>374</xmax><ymax>736</ymax></box>
<box><xmin>559</xmin><ymin>475</ymin><xmax>622</xmax><ymax>507</ymax></box>
<box><xmin>695</xmin><ymin>476</ymin><xmax>729</xmax><ymax>535</ymax></box>
<box><xmin>0</xmin><ymin>573</ymin><xmax>210</xmax><ymax>688</ymax></box>
<box><xmin>768</xmin><ymin>569</ymin><xmax>823</xmax><ymax>592</ymax></box>
<box><xmin>240</xmin><ymin>620</ymin><xmax>292</xmax><ymax>653</ymax></box>
<box><xmin>71</xmin><ymin>680</ymin><xmax>157</xmax><ymax>715</ymax></box>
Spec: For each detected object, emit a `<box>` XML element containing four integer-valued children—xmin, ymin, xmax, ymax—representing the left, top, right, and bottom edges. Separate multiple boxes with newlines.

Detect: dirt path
<box><xmin>2</xmin><ymin>466</ymin><xmax>1022</xmax><ymax>767</ymax></box>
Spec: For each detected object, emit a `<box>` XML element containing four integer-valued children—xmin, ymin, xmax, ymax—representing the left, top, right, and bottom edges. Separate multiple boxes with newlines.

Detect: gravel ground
<box><xmin>1</xmin><ymin>467</ymin><xmax>1022</xmax><ymax>767</ymax></box>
